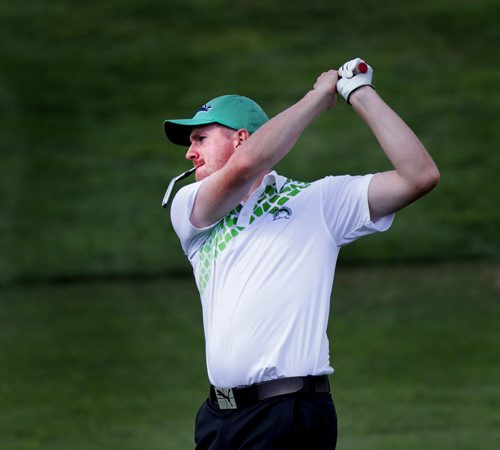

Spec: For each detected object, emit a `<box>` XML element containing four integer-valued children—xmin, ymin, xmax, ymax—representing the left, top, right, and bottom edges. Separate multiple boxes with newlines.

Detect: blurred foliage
<box><xmin>0</xmin><ymin>0</ymin><xmax>499</xmax><ymax>283</ymax></box>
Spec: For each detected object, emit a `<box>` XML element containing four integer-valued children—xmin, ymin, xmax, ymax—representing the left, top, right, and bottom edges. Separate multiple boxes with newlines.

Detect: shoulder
<box><xmin>270</xmin><ymin>174</ymin><xmax>374</xmax><ymax>204</ymax></box>
<box><xmin>317</xmin><ymin>173</ymin><xmax>373</xmax><ymax>187</ymax></box>
<box><xmin>170</xmin><ymin>180</ymin><xmax>207</xmax><ymax>219</ymax></box>
<box><xmin>170</xmin><ymin>181</ymin><xmax>221</xmax><ymax>256</ymax></box>
<box><xmin>314</xmin><ymin>173</ymin><xmax>375</xmax><ymax>199</ymax></box>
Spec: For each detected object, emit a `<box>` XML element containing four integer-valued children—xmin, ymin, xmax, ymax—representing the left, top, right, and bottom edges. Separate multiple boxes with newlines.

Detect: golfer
<box><xmin>164</xmin><ymin>58</ymin><xmax>439</xmax><ymax>449</ymax></box>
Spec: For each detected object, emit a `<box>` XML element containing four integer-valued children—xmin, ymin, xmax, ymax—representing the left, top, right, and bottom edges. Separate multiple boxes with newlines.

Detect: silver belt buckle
<box><xmin>215</xmin><ymin>387</ymin><xmax>237</xmax><ymax>409</ymax></box>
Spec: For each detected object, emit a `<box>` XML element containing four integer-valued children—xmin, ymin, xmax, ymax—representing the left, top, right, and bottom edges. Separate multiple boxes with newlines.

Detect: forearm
<box><xmin>232</xmin><ymin>88</ymin><xmax>331</xmax><ymax>177</ymax></box>
<box><xmin>189</xmin><ymin>71</ymin><xmax>337</xmax><ymax>228</ymax></box>
<box><xmin>350</xmin><ymin>87</ymin><xmax>439</xmax><ymax>189</ymax></box>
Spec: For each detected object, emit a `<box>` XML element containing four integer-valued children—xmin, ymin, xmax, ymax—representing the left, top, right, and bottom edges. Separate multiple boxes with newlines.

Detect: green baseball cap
<box><xmin>164</xmin><ymin>94</ymin><xmax>269</xmax><ymax>146</ymax></box>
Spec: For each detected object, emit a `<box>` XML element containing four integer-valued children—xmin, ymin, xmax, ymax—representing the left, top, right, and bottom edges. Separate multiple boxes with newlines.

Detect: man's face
<box><xmin>186</xmin><ymin>124</ymin><xmax>238</xmax><ymax>182</ymax></box>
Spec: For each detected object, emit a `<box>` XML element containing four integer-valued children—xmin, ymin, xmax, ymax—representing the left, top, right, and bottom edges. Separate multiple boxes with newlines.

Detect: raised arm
<box><xmin>337</xmin><ymin>58</ymin><xmax>440</xmax><ymax>221</ymax></box>
<box><xmin>190</xmin><ymin>71</ymin><xmax>338</xmax><ymax>228</ymax></box>
<box><xmin>352</xmin><ymin>88</ymin><xmax>439</xmax><ymax>220</ymax></box>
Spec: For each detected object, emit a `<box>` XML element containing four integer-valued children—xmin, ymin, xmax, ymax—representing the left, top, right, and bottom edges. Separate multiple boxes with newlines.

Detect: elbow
<box><xmin>426</xmin><ymin>164</ymin><xmax>440</xmax><ymax>191</ymax></box>
<box><xmin>416</xmin><ymin>164</ymin><xmax>440</xmax><ymax>195</ymax></box>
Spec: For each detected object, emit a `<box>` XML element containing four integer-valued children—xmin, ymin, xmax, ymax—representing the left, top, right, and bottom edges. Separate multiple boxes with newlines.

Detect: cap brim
<box><xmin>164</xmin><ymin>118</ymin><xmax>215</xmax><ymax>146</ymax></box>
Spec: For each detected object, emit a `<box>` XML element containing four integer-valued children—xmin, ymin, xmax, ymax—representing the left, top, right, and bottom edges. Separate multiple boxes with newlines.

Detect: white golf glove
<box><xmin>337</xmin><ymin>57</ymin><xmax>374</xmax><ymax>104</ymax></box>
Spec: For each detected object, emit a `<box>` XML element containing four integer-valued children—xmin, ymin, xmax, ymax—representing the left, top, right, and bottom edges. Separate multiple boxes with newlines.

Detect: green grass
<box><xmin>0</xmin><ymin>0</ymin><xmax>499</xmax><ymax>284</ymax></box>
<box><xmin>0</xmin><ymin>278</ymin><xmax>205</xmax><ymax>449</ymax></box>
<box><xmin>332</xmin><ymin>263</ymin><xmax>500</xmax><ymax>449</ymax></box>
<box><xmin>0</xmin><ymin>262</ymin><xmax>499</xmax><ymax>449</ymax></box>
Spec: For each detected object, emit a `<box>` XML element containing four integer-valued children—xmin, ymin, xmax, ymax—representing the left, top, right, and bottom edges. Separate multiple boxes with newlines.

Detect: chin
<box><xmin>195</xmin><ymin>165</ymin><xmax>216</xmax><ymax>182</ymax></box>
<box><xmin>195</xmin><ymin>170</ymin><xmax>209</xmax><ymax>182</ymax></box>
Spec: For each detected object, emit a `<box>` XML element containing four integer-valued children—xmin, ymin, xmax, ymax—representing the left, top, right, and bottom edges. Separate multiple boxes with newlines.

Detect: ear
<box><xmin>233</xmin><ymin>129</ymin><xmax>251</xmax><ymax>148</ymax></box>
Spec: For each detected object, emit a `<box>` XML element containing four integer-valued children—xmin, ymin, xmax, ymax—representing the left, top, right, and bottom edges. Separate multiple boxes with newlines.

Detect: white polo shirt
<box><xmin>171</xmin><ymin>171</ymin><xmax>394</xmax><ymax>388</ymax></box>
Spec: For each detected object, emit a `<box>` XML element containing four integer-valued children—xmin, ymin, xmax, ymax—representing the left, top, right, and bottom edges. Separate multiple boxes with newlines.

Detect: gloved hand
<box><xmin>337</xmin><ymin>57</ymin><xmax>374</xmax><ymax>104</ymax></box>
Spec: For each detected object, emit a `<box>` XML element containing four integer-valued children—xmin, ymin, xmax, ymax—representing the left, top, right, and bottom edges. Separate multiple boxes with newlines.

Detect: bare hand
<box><xmin>313</xmin><ymin>70</ymin><xmax>338</xmax><ymax>110</ymax></box>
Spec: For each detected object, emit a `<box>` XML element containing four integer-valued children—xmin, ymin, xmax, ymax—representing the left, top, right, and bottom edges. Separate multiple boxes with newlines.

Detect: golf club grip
<box><xmin>338</xmin><ymin>62</ymin><xmax>368</xmax><ymax>79</ymax></box>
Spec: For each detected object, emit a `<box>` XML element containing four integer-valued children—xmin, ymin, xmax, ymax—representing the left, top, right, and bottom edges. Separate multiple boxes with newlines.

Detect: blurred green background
<box><xmin>0</xmin><ymin>0</ymin><xmax>499</xmax><ymax>448</ymax></box>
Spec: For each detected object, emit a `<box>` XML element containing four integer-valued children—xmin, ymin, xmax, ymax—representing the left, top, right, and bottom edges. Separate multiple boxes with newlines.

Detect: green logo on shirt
<box><xmin>197</xmin><ymin>179</ymin><xmax>311</xmax><ymax>295</ymax></box>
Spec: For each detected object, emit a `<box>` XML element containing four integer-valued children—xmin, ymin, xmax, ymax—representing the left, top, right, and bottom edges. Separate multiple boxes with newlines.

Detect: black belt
<box><xmin>210</xmin><ymin>375</ymin><xmax>330</xmax><ymax>410</ymax></box>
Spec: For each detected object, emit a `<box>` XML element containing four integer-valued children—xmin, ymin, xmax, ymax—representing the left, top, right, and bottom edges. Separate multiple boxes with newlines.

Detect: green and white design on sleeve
<box><xmin>197</xmin><ymin>179</ymin><xmax>311</xmax><ymax>295</ymax></box>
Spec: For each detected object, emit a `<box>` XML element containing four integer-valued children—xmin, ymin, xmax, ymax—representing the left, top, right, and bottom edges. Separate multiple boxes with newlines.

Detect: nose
<box><xmin>186</xmin><ymin>145</ymin><xmax>198</xmax><ymax>162</ymax></box>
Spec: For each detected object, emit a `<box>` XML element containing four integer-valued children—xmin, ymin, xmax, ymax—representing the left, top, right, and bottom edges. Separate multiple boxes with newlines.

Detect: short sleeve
<box><xmin>170</xmin><ymin>181</ymin><xmax>220</xmax><ymax>258</ymax></box>
<box><xmin>319</xmin><ymin>174</ymin><xmax>394</xmax><ymax>247</ymax></box>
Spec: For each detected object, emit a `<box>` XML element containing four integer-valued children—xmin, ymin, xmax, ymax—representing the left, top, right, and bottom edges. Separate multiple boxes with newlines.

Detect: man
<box><xmin>164</xmin><ymin>58</ymin><xmax>439</xmax><ymax>449</ymax></box>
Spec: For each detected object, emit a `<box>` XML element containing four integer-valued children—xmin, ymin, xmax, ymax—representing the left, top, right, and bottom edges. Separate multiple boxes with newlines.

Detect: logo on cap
<box><xmin>198</xmin><ymin>104</ymin><xmax>213</xmax><ymax>113</ymax></box>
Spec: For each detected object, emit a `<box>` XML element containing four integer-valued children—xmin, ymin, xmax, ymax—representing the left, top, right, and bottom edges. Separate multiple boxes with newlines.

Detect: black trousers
<box><xmin>194</xmin><ymin>392</ymin><xmax>337</xmax><ymax>450</ymax></box>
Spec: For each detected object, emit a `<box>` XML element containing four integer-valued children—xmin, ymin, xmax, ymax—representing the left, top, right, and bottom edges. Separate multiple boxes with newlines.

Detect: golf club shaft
<box><xmin>175</xmin><ymin>166</ymin><xmax>197</xmax><ymax>182</ymax></box>
<box><xmin>162</xmin><ymin>167</ymin><xmax>196</xmax><ymax>208</ymax></box>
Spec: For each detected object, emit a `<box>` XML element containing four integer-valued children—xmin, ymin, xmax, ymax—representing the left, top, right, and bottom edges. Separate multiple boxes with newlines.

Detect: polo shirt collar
<box><xmin>262</xmin><ymin>170</ymin><xmax>287</xmax><ymax>192</ymax></box>
<box><xmin>236</xmin><ymin>171</ymin><xmax>288</xmax><ymax>227</ymax></box>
